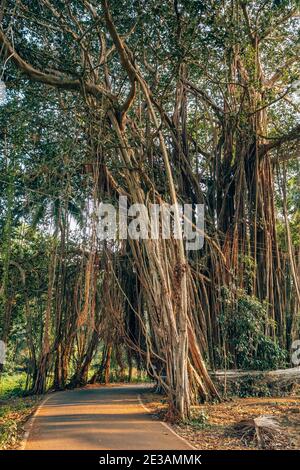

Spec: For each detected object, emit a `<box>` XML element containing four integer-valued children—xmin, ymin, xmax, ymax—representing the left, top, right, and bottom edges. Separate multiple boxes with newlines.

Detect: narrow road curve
<box><xmin>24</xmin><ymin>384</ymin><xmax>192</xmax><ymax>450</ymax></box>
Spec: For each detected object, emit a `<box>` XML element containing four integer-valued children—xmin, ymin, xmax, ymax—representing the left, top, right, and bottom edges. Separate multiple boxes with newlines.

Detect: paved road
<box><xmin>24</xmin><ymin>384</ymin><xmax>192</xmax><ymax>450</ymax></box>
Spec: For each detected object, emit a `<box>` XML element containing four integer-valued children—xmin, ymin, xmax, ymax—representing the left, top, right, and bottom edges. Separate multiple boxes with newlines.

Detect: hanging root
<box><xmin>231</xmin><ymin>415</ymin><xmax>289</xmax><ymax>449</ymax></box>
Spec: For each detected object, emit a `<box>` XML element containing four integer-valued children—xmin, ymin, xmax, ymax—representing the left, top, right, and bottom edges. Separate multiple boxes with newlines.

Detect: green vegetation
<box><xmin>185</xmin><ymin>410</ymin><xmax>210</xmax><ymax>430</ymax></box>
<box><xmin>0</xmin><ymin>373</ymin><xmax>41</xmax><ymax>450</ymax></box>
<box><xmin>0</xmin><ymin>373</ymin><xmax>27</xmax><ymax>399</ymax></box>
<box><xmin>219</xmin><ymin>290</ymin><xmax>287</xmax><ymax>370</ymax></box>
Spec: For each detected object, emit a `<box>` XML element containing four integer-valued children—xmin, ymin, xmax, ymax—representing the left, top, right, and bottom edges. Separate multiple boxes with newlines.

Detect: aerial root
<box><xmin>231</xmin><ymin>415</ymin><xmax>290</xmax><ymax>449</ymax></box>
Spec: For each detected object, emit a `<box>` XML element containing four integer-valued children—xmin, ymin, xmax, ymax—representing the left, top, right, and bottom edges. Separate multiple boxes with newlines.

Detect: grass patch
<box><xmin>0</xmin><ymin>372</ymin><xmax>27</xmax><ymax>399</ymax></box>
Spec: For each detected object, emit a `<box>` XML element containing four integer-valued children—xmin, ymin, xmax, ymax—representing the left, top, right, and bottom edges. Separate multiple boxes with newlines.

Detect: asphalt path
<box><xmin>24</xmin><ymin>384</ymin><xmax>192</xmax><ymax>450</ymax></box>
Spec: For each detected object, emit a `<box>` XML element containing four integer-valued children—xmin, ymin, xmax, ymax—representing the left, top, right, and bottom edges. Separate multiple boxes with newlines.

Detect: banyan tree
<box><xmin>0</xmin><ymin>0</ymin><xmax>299</xmax><ymax>420</ymax></box>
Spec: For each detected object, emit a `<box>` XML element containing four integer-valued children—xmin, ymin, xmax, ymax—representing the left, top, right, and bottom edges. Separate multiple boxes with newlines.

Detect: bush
<box><xmin>0</xmin><ymin>372</ymin><xmax>27</xmax><ymax>399</ymax></box>
<box><xmin>219</xmin><ymin>289</ymin><xmax>287</xmax><ymax>370</ymax></box>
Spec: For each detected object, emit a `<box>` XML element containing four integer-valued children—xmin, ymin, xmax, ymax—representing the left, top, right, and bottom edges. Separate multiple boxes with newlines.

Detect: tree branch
<box><xmin>264</xmin><ymin>56</ymin><xmax>300</xmax><ymax>88</ymax></box>
<box><xmin>0</xmin><ymin>29</ymin><xmax>116</xmax><ymax>102</ymax></box>
<box><xmin>239</xmin><ymin>1</ymin><xmax>256</xmax><ymax>47</ymax></box>
<box><xmin>259</xmin><ymin>7</ymin><xmax>299</xmax><ymax>42</ymax></box>
<box><xmin>259</xmin><ymin>123</ymin><xmax>300</xmax><ymax>157</ymax></box>
<box><xmin>182</xmin><ymin>79</ymin><xmax>223</xmax><ymax>117</ymax></box>
<box><xmin>101</xmin><ymin>0</ymin><xmax>137</xmax><ymax>128</ymax></box>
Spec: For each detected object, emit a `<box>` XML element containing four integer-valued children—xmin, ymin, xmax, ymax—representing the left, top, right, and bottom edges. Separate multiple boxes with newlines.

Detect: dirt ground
<box><xmin>0</xmin><ymin>396</ymin><xmax>42</xmax><ymax>450</ymax></box>
<box><xmin>143</xmin><ymin>394</ymin><xmax>300</xmax><ymax>450</ymax></box>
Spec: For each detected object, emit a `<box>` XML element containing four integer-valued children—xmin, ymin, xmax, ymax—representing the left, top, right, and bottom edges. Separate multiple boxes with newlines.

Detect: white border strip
<box><xmin>19</xmin><ymin>394</ymin><xmax>53</xmax><ymax>450</ymax></box>
<box><xmin>138</xmin><ymin>394</ymin><xmax>196</xmax><ymax>450</ymax></box>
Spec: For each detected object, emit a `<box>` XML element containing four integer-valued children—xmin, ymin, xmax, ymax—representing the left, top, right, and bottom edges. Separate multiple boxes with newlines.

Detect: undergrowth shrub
<box><xmin>218</xmin><ymin>289</ymin><xmax>287</xmax><ymax>370</ymax></box>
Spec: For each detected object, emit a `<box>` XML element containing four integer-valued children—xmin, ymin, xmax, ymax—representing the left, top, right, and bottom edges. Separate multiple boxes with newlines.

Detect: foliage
<box><xmin>219</xmin><ymin>290</ymin><xmax>287</xmax><ymax>370</ymax></box>
<box><xmin>0</xmin><ymin>372</ymin><xmax>27</xmax><ymax>399</ymax></box>
<box><xmin>0</xmin><ymin>394</ymin><xmax>41</xmax><ymax>449</ymax></box>
<box><xmin>185</xmin><ymin>409</ymin><xmax>210</xmax><ymax>429</ymax></box>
